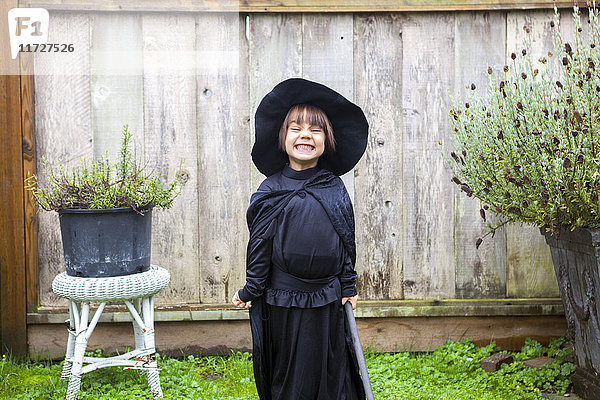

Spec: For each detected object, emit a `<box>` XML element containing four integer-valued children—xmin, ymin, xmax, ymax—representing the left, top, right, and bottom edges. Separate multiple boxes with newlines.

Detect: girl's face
<box><xmin>284</xmin><ymin>122</ymin><xmax>326</xmax><ymax>171</ymax></box>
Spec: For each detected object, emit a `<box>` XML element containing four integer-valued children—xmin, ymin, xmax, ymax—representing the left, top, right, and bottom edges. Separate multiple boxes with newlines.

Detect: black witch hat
<box><xmin>252</xmin><ymin>78</ymin><xmax>369</xmax><ymax>177</ymax></box>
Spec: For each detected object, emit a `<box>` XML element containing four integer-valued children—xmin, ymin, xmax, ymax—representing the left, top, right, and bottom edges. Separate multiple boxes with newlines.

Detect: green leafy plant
<box><xmin>367</xmin><ymin>338</ymin><xmax>575</xmax><ymax>399</ymax></box>
<box><xmin>0</xmin><ymin>340</ymin><xmax>574</xmax><ymax>399</ymax></box>
<box><xmin>447</xmin><ymin>5</ymin><xmax>600</xmax><ymax>243</ymax></box>
<box><xmin>26</xmin><ymin>125</ymin><xmax>182</xmax><ymax>213</ymax></box>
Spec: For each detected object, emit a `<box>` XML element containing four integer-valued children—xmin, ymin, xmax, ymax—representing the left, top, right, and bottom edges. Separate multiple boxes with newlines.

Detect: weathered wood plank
<box><xmin>505</xmin><ymin>10</ymin><xmax>559</xmax><ymax>298</ymax></box>
<box><xmin>20</xmin><ymin>50</ymin><xmax>39</xmax><ymax>313</ymax></box>
<box><xmin>21</xmin><ymin>0</ymin><xmax>578</xmax><ymax>13</ymax></box>
<box><xmin>142</xmin><ymin>13</ymin><xmax>199</xmax><ymax>304</ymax></box>
<box><xmin>248</xmin><ymin>13</ymin><xmax>302</xmax><ymax>192</ymax></box>
<box><xmin>28</xmin><ymin>298</ymin><xmax>565</xmax><ymax>323</ymax></box>
<box><xmin>302</xmin><ymin>14</ymin><xmax>353</xmax><ymax>97</ymax></box>
<box><xmin>353</xmin><ymin>13</ymin><xmax>404</xmax><ymax>300</ymax></box>
<box><xmin>0</xmin><ymin>0</ymin><xmax>27</xmax><ymax>355</ymax></box>
<box><xmin>196</xmin><ymin>13</ymin><xmax>250</xmax><ymax>303</ymax></box>
<box><xmin>558</xmin><ymin>7</ymin><xmax>589</xmax><ymax>46</ymax></box>
<box><xmin>357</xmin><ymin>315</ymin><xmax>567</xmax><ymax>352</ymax></box>
<box><xmin>453</xmin><ymin>11</ymin><xmax>507</xmax><ymax>299</ymax></box>
<box><xmin>506</xmin><ymin>9</ymin><xmax>555</xmax><ymax>59</ymax></box>
<box><xmin>302</xmin><ymin>13</ymin><xmax>356</xmax><ymax>203</ymax></box>
<box><xmin>34</xmin><ymin>12</ymin><xmax>92</xmax><ymax>307</ymax></box>
<box><xmin>90</xmin><ymin>13</ymin><xmax>144</xmax><ymax>161</ymax></box>
<box><xmin>27</xmin><ymin>314</ymin><xmax>567</xmax><ymax>359</ymax></box>
<box><xmin>506</xmin><ymin>222</ymin><xmax>558</xmax><ymax>298</ymax></box>
<box><xmin>401</xmin><ymin>12</ymin><xmax>456</xmax><ymax>299</ymax></box>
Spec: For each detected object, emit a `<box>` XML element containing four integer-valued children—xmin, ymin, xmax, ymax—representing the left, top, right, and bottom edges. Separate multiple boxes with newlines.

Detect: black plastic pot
<box><xmin>58</xmin><ymin>207</ymin><xmax>152</xmax><ymax>277</ymax></box>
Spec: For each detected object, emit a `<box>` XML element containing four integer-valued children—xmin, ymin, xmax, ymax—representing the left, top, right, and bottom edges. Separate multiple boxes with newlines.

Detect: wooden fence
<box><xmin>31</xmin><ymin>7</ymin><xmax>579</xmax><ymax>307</ymax></box>
<box><xmin>1</xmin><ymin>0</ymin><xmax>580</xmax><ymax>355</ymax></box>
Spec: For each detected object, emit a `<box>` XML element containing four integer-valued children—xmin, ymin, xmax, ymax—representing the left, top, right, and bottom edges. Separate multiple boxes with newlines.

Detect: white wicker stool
<box><xmin>52</xmin><ymin>265</ymin><xmax>170</xmax><ymax>400</ymax></box>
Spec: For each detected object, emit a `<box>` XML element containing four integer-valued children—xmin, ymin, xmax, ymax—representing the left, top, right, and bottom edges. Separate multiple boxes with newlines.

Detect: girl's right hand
<box><xmin>232</xmin><ymin>290</ymin><xmax>252</xmax><ymax>309</ymax></box>
<box><xmin>342</xmin><ymin>294</ymin><xmax>358</xmax><ymax>310</ymax></box>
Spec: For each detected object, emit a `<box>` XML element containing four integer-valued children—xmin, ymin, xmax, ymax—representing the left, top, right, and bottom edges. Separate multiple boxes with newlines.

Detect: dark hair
<box><xmin>278</xmin><ymin>104</ymin><xmax>336</xmax><ymax>153</ymax></box>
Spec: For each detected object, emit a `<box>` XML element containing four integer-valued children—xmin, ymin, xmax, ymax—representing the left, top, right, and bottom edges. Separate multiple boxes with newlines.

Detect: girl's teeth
<box><xmin>296</xmin><ymin>145</ymin><xmax>313</xmax><ymax>152</ymax></box>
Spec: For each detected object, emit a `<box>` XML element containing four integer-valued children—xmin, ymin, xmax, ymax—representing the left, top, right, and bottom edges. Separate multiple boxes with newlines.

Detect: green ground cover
<box><xmin>0</xmin><ymin>338</ymin><xmax>574</xmax><ymax>400</ymax></box>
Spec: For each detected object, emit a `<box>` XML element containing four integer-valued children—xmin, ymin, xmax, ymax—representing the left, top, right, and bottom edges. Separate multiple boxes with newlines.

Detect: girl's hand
<box><xmin>232</xmin><ymin>290</ymin><xmax>252</xmax><ymax>309</ymax></box>
<box><xmin>342</xmin><ymin>294</ymin><xmax>358</xmax><ymax>310</ymax></box>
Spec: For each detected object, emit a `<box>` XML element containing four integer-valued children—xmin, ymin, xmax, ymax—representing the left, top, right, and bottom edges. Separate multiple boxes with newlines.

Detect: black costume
<box><xmin>239</xmin><ymin>77</ymin><xmax>369</xmax><ymax>400</ymax></box>
<box><xmin>238</xmin><ymin>165</ymin><xmax>365</xmax><ymax>400</ymax></box>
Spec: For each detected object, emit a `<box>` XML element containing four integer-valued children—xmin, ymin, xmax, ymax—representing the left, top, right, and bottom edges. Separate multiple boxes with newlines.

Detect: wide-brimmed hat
<box><xmin>252</xmin><ymin>78</ymin><xmax>369</xmax><ymax>177</ymax></box>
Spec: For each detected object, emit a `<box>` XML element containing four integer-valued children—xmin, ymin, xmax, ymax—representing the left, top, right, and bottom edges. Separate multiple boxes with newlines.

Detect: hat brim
<box><xmin>252</xmin><ymin>78</ymin><xmax>369</xmax><ymax>177</ymax></box>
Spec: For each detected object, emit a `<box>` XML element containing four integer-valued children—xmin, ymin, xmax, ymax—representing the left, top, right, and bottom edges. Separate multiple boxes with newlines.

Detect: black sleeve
<box><xmin>339</xmin><ymin>246</ymin><xmax>358</xmax><ymax>298</ymax></box>
<box><xmin>238</xmin><ymin>220</ymin><xmax>275</xmax><ymax>303</ymax></box>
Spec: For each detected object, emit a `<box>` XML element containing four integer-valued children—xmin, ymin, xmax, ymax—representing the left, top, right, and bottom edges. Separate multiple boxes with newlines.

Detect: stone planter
<box><xmin>543</xmin><ymin>228</ymin><xmax>600</xmax><ymax>400</ymax></box>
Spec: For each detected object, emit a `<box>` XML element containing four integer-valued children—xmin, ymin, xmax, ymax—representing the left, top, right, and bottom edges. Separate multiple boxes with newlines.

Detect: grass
<box><xmin>0</xmin><ymin>338</ymin><xmax>575</xmax><ymax>400</ymax></box>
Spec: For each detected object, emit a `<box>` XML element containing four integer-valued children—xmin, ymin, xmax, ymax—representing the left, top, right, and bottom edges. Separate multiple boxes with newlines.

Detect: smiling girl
<box><xmin>232</xmin><ymin>78</ymin><xmax>368</xmax><ymax>400</ymax></box>
<box><xmin>279</xmin><ymin>104</ymin><xmax>334</xmax><ymax>171</ymax></box>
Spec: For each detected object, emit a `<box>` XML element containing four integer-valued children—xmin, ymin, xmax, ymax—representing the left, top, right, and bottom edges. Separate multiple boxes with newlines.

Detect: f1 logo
<box><xmin>8</xmin><ymin>8</ymin><xmax>49</xmax><ymax>59</ymax></box>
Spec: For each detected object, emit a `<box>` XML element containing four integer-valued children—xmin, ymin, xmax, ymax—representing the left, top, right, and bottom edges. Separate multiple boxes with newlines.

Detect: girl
<box><xmin>232</xmin><ymin>78</ymin><xmax>369</xmax><ymax>400</ymax></box>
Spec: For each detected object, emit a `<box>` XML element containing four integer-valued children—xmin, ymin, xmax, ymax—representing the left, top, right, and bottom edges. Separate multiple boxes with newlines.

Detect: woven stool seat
<box><xmin>52</xmin><ymin>265</ymin><xmax>169</xmax><ymax>301</ymax></box>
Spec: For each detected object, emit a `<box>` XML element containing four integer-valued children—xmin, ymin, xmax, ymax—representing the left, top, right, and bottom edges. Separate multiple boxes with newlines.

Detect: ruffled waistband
<box><xmin>264</xmin><ymin>267</ymin><xmax>341</xmax><ymax>308</ymax></box>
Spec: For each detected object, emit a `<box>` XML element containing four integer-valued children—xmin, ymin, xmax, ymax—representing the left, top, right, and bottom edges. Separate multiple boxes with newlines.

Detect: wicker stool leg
<box><xmin>61</xmin><ymin>302</ymin><xmax>77</xmax><ymax>380</ymax></box>
<box><xmin>66</xmin><ymin>302</ymin><xmax>90</xmax><ymax>400</ymax></box>
<box><xmin>142</xmin><ymin>296</ymin><xmax>163</xmax><ymax>398</ymax></box>
<box><xmin>132</xmin><ymin>299</ymin><xmax>146</xmax><ymax>377</ymax></box>
<box><xmin>132</xmin><ymin>298</ymin><xmax>144</xmax><ymax>348</ymax></box>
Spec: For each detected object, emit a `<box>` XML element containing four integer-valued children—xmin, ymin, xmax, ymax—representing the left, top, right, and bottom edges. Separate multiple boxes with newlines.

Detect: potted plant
<box><xmin>26</xmin><ymin>125</ymin><xmax>182</xmax><ymax>278</ymax></box>
<box><xmin>447</xmin><ymin>6</ymin><xmax>600</xmax><ymax>399</ymax></box>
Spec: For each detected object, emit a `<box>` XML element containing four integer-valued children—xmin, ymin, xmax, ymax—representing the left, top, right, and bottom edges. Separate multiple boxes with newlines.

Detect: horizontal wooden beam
<box><xmin>19</xmin><ymin>0</ymin><xmax>577</xmax><ymax>12</ymax></box>
<box><xmin>28</xmin><ymin>299</ymin><xmax>565</xmax><ymax>324</ymax></box>
<box><xmin>29</xmin><ymin>314</ymin><xmax>567</xmax><ymax>358</ymax></box>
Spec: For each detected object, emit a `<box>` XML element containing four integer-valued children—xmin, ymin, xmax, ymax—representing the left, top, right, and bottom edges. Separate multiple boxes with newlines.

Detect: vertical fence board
<box><xmin>505</xmin><ymin>10</ymin><xmax>558</xmax><ymax>298</ymax></box>
<box><xmin>248</xmin><ymin>13</ymin><xmax>303</xmax><ymax>193</ymax></box>
<box><xmin>90</xmin><ymin>13</ymin><xmax>144</xmax><ymax>161</ymax></box>
<box><xmin>142</xmin><ymin>14</ymin><xmax>199</xmax><ymax>303</ymax></box>
<box><xmin>302</xmin><ymin>13</ymin><xmax>353</xmax><ymax>99</ymax></box>
<box><xmin>0</xmin><ymin>77</ymin><xmax>25</xmax><ymax>352</ymax></box>
<box><xmin>453</xmin><ymin>11</ymin><xmax>507</xmax><ymax>298</ymax></box>
<box><xmin>20</xmin><ymin>50</ymin><xmax>39</xmax><ymax>313</ymax></box>
<box><xmin>558</xmin><ymin>8</ymin><xmax>589</xmax><ymax>53</ymax></box>
<box><xmin>302</xmin><ymin>13</ymin><xmax>356</xmax><ymax>200</ymax></box>
<box><xmin>196</xmin><ymin>13</ymin><xmax>250</xmax><ymax>303</ymax></box>
<box><xmin>0</xmin><ymin>0</ymin><xmax>26</xmax><ymax>355</ymax></box>
<box><xmin>353</xmin><ymin>14</ymin><xmax>404</xmax><ymax>300</ymax></box>
<box><xmin>34</xmin><ymin>12</ymin><xmax>92</xmax><ymax>306</ymax></box>
<box><xmin>402</xmin><ymin>12</ymin><xmax>456</xmax><ymax>299</ymax></box>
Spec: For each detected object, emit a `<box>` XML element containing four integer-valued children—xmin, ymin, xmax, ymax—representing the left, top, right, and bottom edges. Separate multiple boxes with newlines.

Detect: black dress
<box><xmin>238</xmin><ymin>165</ymin><xmax>364</xmax><ymax>400</ymax></box>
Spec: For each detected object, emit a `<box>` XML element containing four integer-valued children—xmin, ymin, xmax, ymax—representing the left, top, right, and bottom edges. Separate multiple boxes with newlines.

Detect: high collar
<box><xmin>281</xmin><ymin>164</ymin><xmax>321</xmax><ymax>180</ymax></box>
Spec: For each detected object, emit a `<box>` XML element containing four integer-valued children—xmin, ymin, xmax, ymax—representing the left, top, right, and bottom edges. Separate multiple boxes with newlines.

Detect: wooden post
<box><xmin>21</xmin><ymin>61</ymin><xmax>38</xmax><ymax>314</ymax></box>
<box><xmin>0</xmin><ymin>0</ymin><xmax>29</xmax><ymax>356</ymax></box>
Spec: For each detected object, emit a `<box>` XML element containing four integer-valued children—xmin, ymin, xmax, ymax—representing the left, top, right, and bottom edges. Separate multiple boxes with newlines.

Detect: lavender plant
<box><xmin>26</xmin><ymin>125</ymin><xmax>182</xmax><ymax>213</ymax></box>
<box><xmin>448</xmin><ymin>6</ymin><xmax>600</xmax><ymax>245</ymax></box>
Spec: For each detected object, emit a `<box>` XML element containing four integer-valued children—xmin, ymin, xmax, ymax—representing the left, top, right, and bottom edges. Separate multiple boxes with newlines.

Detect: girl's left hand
<box><xmin>342</xmin><ymin>295</ymin><xmax>358</xmax><ymax>310</ymax></box>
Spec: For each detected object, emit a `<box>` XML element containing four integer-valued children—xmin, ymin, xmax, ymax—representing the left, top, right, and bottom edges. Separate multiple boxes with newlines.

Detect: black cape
<box><xmin>246</xmin><ymin>168</ymin><xmax>364</xmax><ymax>400</ymax></box>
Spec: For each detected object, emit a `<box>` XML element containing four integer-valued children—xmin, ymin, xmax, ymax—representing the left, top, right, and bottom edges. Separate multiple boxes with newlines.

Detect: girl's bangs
<box><xmin>289</xmin><ymin>105</ymin><xmax>328</xmax><ymax>129</ymax></box>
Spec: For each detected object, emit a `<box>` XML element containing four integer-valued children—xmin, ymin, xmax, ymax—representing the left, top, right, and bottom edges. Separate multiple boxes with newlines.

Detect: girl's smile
<box><xmin>294</xmin><ymin>143</ymin><xmax>315</xmax><ymax>153</ymax></box>
<box><xmin>285</xmin><ymin>122</ymin><xmax>325</xmax><ymax>170</ymax></box>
